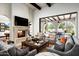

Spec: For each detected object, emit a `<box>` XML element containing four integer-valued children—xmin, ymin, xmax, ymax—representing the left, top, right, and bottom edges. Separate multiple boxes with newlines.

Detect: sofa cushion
<box><xmin>27</xmin><ymin>49</ymin><xmax>37</xmax><ymax>56</ymax></box>
<box><xmin>54</xmin><ymin>43</ymin><xmax>65</xmax><ymax>52</ymax></box>
<box><xmin>16</xmin><ymin>47</ymin><xmax>29</xmax><ymax>56</ymax></box>
<box><xmin>67</xmin><ymin>45</ymin><xmax>79</xmax><ymax>56</ymax></box>
<box><xmin>65</xmin><ymin>42</ymin><xmax>74</xmax><ymax>52</ymax></box>
<box><xmin>8</xmin><ymin>47</ymin><xmax>29</xmax><ymax>56</ymax></box>
<box><xmin>65</xmin><ymin>36</ymin><xmax>74</xmax><ymax>52</ymax></box>
<box><xmin>8</xmin><ymin>47</ymin><xmax>16</xmax><ymax>56</ymax></box>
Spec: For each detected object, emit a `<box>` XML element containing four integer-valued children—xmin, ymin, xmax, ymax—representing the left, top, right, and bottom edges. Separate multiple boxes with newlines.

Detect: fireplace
<box><xmin>18</xmin><ymin>30</ymin><xmax>25</xmax><ymax>38</ymax></box>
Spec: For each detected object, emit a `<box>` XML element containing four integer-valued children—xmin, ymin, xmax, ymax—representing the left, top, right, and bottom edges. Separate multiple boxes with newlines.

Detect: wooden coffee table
<box><xmin>22</xmin><ymin>40</ymin><xmax>49</xmax><ymax>52</ymax></box>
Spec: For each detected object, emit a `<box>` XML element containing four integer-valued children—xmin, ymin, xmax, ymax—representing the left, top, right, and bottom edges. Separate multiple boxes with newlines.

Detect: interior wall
<box><xmin>28</xmin><ymin>7</ymin><xmax>34</xmax><ymax>35</ymax></box>
<box><xmin>12</xmin><ymin>3</ymin><xmax>30</xmax><ymax>20</ymax></box>
<box><xmin>11</xmin><ymin>3</ymin><xmax>32</xmax><ymax>45</ymax></box>
<box><xmin>33</xmin><ymin>3</ymin><xmax>79</xmax><ymax>35</ymax></box>
<box><xmin>0</xmin><ymin>3</ymin><xmax>11</xmax><ymax>18</ymax></box>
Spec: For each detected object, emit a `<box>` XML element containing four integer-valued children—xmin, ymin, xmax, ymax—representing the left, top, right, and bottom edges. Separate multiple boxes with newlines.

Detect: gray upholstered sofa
<box><xmin>0</xmin><ymin>47</ymin><xmax>37</xmax><ymax>56</ymax></box>
<box><xmin>47</xmin><ymin>44</ymin><xmax>79</xmax><ymax>56</ymax></box>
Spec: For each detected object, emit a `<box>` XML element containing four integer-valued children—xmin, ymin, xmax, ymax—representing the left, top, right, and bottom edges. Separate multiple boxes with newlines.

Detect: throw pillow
<box><xmin>54</xmin><ymin>43</ymin><xmax>65</xmax><ymax>52</ymax></box>
<box><xmin>65</xmin><ymin>42</ymin><xmax>74</xmax><ymax>52</ymax></box>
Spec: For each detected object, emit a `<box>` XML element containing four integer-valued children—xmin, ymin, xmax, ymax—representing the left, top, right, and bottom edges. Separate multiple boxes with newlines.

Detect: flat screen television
<box><xmin>15</xmin><ymin>16</ymin><xmax>28</xmax><ymax>26</ymax></box>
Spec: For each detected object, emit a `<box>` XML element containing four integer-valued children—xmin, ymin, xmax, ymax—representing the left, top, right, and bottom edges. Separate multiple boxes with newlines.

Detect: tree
<box><xmin>46</xmin><ymin>23</ymin><xmax>55</xmax><ymax>32</ymax></box>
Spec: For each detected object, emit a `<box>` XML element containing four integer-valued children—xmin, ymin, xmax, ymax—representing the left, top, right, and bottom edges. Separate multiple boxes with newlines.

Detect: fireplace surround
<box><xmin>13</xmin><ymin>26</ymin><xmax>28</xmax><ymax>47</ymax></box>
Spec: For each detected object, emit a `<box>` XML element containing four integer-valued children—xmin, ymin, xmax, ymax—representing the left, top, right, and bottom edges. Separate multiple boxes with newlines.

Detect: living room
<box><xmin>0</xmin><ymin>3</ymin><xmax>79</xmax><ymax>56</ymax></box>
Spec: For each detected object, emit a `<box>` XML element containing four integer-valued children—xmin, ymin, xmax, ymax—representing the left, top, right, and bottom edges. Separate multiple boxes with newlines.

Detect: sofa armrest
<box><xmin>47</xmin><ymin>47</ymin><xmax>65</xmax><ymax>56</ymax></box>
<box><xmin>27</xmin><ymin>49</ymin><xmax>37</xmax><ymax>56</ymax></box>
<box><xmin>0</xmin><ymin>50</ymin><xmax>10</xmax><ymax>56</ymax></box>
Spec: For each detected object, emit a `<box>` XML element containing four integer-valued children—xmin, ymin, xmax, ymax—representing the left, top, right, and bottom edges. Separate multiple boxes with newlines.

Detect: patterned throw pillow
<box><xmin>60</xmin><ymin>37</ymin><xmax>67</xmax><ymax>44</ymax></box>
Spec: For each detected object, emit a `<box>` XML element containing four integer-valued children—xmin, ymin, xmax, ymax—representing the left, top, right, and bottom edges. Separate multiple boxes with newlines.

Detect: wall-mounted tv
<box><xmin>15</xmin><ymin>16</ymin><xmax>28</xmax><ymax>26</ymax></box>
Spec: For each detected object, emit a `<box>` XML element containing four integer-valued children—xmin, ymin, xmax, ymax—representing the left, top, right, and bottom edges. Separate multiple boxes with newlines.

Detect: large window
<box><xmin>43</xmin><ymin>22</ymin><xmax>56</xmax><ymax>33</ymax></box>
<box><xmin>40</xmin><ymin>12</ymin><xmax>77</xmax><ymax>37</ymax></box>
<box><xmin>58</xmin><ymin>21</ymin><xmax>76</xmax><ymax>36</ymax></box>
<box><xmin>0</xmin><ymin>15</ymin><xmax>10</xmax><ymax>40</ymax></box>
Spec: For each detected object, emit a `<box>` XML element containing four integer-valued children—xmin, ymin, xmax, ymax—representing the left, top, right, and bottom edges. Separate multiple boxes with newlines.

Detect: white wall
<box><xmin>28</xmin><ymin>7</ymin><xmax>34</xmax><ymax>35</ymax></box>
<box><xmin>0</xmin><ymin>3</ymin><xmax>11</xmax><ymax>18</ymax></box>
<box><xmin>12</xmin><ymin>3</ymin><xmax>29</xmax><ymax>20</ymax></box>
<box><xmin>33</xmin><ymin>3</ymin><xmax>79</xmax><ymax>35</ymax></box>
<box><xmin>12</xmin><ymin>3</ymin><xmax>34</xmax><ymax>21</ymax></box>
<box><xmin>11</xmin><ymin>3</ymin><xmax>34</xmax><ymax>41</ymax></box>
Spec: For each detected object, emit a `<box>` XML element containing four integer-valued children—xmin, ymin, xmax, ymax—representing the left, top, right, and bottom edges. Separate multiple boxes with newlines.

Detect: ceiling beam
<box><xmin>52</xmin><ymin>17</ymin><xmax>57</xmax><ymax>21</ymax></box>
<box><xmin>46</xmin><ymin>3</ymin><xmax>51</xmax><ymax>7</ymax></box>
<box><xmin>57</xmin><ymin>16</ymin><xmax>61</xmax><ymax>20</ymax></box>
<box><xmin>30</xmin><ymin>3</ymin><xmax>41</xmax><ymax>10</ymax></box>
<box><xmin>69</xmin><ymin>14</ymin><xmax>71</xmax><ymax>19</ymax></box>
<box><xmin>48</xmin><ymin>17</ymin><xmax>53</xmax><ymax>22</ymax></box>
<box><xmin>63</xmin><ymin>15</ymin><xmax>65</xmax><ymax>20</ymax></box>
